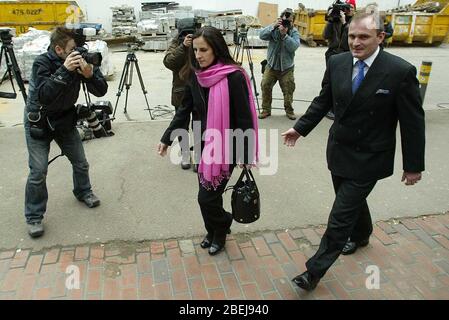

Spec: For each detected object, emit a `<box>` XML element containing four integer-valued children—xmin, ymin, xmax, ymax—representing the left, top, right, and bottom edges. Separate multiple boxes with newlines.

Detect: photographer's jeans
<box><xmin>24</xmin><ymin>125</ymin><xmax>93</xmax><ymax>224</ymax></box>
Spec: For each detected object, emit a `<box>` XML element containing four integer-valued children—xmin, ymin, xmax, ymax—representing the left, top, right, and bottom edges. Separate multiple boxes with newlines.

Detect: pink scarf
<box><xmin>195</xmin><ymin>62</ymin><xmax>259</xmax><ymax>190</ymax></box>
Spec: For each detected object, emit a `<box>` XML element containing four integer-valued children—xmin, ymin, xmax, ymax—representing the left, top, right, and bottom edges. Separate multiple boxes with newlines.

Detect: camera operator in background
<box><xmin>163</xmin><ymin>18</ymin><xmax>201</xmax><ymax>171</ymax></box>
<box><xmin>323</xmin><ymin>0</ymin><xmax>356</xmax><ymax>120</ymax></box>
<box><xmin>259</xmin><ymin>8</ymin><xmax>300</xmax><ymax>121</ymax></box>
<box><xmin>24</xmin><ymin>26</ymin><xmax>107</xmax><ymax>238</ymax></box>
<box><xmin>381</xmin><ymin>13</ymin><xmax>394</xmax><ymax>48</ymax></box>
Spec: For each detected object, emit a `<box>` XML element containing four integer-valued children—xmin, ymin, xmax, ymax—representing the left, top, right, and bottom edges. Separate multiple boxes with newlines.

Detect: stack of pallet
<box><xmin>139</xmin><ymin>2</ymin><xmax>195</xmax><ymax>51</ymax></box>
<box><xmin>411</xmin><ymin>1</ymin><xmax>443</xmax><ymax>13</ymax></box>
<box><xmin>111</xmin><ymin>5</ymin><xmax>138</xmax><ymax>37</ymax></box>
<box><xmin>205</xmin><ymin>10</ymin><xmax>242</xmax><ymax>45</ymax></box>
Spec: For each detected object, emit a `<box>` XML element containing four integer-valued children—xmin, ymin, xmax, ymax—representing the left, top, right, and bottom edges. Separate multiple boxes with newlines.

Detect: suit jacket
<box><xmin>294</xmin><ymin>49</ymin><xmax>425</xmax><ymax>181</ymax></box>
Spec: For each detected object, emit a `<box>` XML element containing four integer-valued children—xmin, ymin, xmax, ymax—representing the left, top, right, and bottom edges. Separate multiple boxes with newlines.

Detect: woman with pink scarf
<box><xmin>157</xmin><ymin>27</ymin><xmax>259</xmax><ymax>255</ymax></box>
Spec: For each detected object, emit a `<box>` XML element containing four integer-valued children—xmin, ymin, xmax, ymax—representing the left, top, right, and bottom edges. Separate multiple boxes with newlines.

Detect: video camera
<box><xmin>176</xmin><ymin>17</ymin><xmax>201</xmax><ymax>42</ymax></box>
<box><xmin>327</xmin><ymin>0</ymin><xmax>352</xmax><ymax>22</ymax></box>
<box><xmin>0</xmin><ymin>28</ymin><xmax>13</xmax><ymax>44</ymax></box>
<box><xmin>72</xmin><ymin>27</ymin><xmax>103</xmax><ymax>66</ymax></box>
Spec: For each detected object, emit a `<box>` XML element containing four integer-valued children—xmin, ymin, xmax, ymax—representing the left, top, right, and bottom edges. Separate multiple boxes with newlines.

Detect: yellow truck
<box><xmin>0</xmin><ymin>0</ymin><xmax>84</xmax><ymax>36</ymax></box>
<box><xmin>294</xmin><ymin>0</ymin><xmax>449</xmax><ymax>46</ymax></box>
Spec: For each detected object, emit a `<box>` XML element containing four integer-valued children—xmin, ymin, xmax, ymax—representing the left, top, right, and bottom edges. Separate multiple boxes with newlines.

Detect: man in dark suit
<box><xmin>282</xmin><ymin>11</ymin><xmax>425</xmax><ymax>291</ymax></box>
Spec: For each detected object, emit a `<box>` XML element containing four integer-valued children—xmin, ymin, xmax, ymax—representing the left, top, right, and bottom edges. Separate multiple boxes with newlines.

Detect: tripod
<box><xmin>113</xmin><ymin>45</ymin><xmax>154</xmax><ymax>120</ymax></box>
<box><xmin>0</xmin><ymin>32</ymin><xmax>28</xmax><ymax>104</ymax></box>
<box><xmin>232</xmin><ymin>27</ymin><xmax>261</xmax><ymax>113</ymax></box>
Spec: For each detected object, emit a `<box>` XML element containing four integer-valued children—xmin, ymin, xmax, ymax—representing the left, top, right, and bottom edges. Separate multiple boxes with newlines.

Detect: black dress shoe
<box><xmin>342</xmin><ymin>238</ymin><xmax>369</xmax><ymax>255</ymax></box>
<box><xmin>208</xmin><ymin>243</ymin><xmax>225</xmax><ymax>255</ymax></box>
<box><xmin>200</xmin><ymin>234</ymin><xmax>213</xmax><ymax>249</ymax></box>
<box><xmin>208</xmin><ymin>231</ymin><xmax>227</xmax><ymax>256</ymax></box>
<box><xmin>292</xmin><ymin>271</ymin><xmax>320</xmax><ymax>291</ymax></box>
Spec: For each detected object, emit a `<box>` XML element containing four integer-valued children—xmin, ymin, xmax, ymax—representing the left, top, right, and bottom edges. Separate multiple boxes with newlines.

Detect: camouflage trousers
<box><xmin>261</xmin><ymin>66</ymin><xmax>295</xmax><ymax>113</ymax></box>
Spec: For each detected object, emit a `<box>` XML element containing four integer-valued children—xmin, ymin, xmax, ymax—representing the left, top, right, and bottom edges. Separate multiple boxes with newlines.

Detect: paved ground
<box><xmin>0</xmin><ymin>212</ymin><xmax>449</xmax><ymax>300</ymax></box>
<box><xmin>1</xmin><ymin>110</ymin><xmax>449</xmax><ymax>251</ymax></box>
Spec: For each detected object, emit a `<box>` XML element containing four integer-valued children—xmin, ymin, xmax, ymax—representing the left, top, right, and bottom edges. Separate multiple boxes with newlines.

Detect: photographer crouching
<box><xmin>24</xmin><ymin>27</ymin><xmax>107</xmax><ymax>238</ymax></box>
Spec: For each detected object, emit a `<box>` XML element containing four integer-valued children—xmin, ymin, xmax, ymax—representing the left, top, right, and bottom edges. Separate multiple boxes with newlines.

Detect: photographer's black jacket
<box><xmin>25</xmin><ymin>48</ymin><xmax>107</xmax><ymax>131</ymax></box>
<box><xmin>323</xmin><ymin>19</ymin><xmax>350</xmax><ymax>55</ymax></box>
<box><xmin>161</xmin><ymin>69</ymin><xmax>254</xmax><ymax>164</ymax></box>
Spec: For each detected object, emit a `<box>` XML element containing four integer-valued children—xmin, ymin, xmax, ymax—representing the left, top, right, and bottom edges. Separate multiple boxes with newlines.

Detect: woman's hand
<box><xmin>157</xmin><ymin>143</ymin><xmax>169</xmax><ymax>156</ymax></box>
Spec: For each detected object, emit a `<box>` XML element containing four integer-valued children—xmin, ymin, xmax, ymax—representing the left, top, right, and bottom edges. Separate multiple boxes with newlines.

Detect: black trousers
<box><xmin>197</xmin><ymin>166</ymin><xmax>235</xmax><ymax>236</ymax></box>
<box><xmin>306</xmin><ymin>175</ymin><xmax>377</xmax><ymax>278</ymax></box>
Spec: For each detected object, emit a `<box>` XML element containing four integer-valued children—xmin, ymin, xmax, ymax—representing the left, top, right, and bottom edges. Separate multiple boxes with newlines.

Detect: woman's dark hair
<box><xmin>50</xmin><ymin>26</ymin><xmax>76</xmax><ymax>51</ymax></box>
<box><xmin>180</xmin><ymin>26</ymin><xmax>239</xmax><ymax>81</ymax></box>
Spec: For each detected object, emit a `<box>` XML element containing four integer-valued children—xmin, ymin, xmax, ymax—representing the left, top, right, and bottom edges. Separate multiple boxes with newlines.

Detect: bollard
<box><xmin>419</xmin><ymin>61</ymin><xmax>432</xmax><ymax>101</ymax></box>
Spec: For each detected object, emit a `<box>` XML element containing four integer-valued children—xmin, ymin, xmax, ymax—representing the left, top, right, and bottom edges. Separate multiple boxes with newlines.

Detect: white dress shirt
<box><xmin>352</xmin><ymin>46</ymin><xmax>380</xmax><ymax>80</ymax></box>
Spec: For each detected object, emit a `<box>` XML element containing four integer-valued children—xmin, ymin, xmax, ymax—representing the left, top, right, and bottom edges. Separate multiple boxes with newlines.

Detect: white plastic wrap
<box><xmin>85</xmin><ymin>40</ymin><xmax>115</xmax><ymax>79</ymax></box>
<box><xmin>1</xmin><ymin>29</ymin><xmax>114</xmax><ymax>82</ymax></box>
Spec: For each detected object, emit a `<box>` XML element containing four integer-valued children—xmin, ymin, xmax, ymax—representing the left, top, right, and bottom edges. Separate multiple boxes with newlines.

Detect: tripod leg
<box><xmin>124</xmin><ymin>61</ymin><xmax>134</xmax><ymax>114</ymax></box>
<box><xmin>113</xmin><ymin>59</ymin><xmax>130</xmax><ymax>118</ymax></box>
<box><xmin>6</xmin><ymin>45</ymin><xmax>27</xmax><ymax>103</ymax></box>
<box><xmin>0</xmin><ymin>51</ymin><xmax>18</xmax><ymax>99</ymax></box>
<box><xmin>244</xmin><ymin>40</ymin><xmax>261</xmax><ymax>113</ymax></box>
<box><xmin>133</xmin><ymin>58</ymin><xmax>154</xmax><ymax>120</ymax></box>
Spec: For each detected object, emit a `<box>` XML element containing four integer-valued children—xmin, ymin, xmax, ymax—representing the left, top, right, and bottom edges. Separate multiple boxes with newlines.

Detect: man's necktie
<box><xmin>352</xmin><ymin>60</ymin><xmax>366</xmax><ymax>94</ymax></box>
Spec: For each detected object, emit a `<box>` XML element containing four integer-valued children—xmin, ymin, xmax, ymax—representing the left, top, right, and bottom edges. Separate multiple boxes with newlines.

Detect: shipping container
<box><xmin>0</xmin><ymin>0</ymin><xmax>84</xmax><ymax>36</ymax></box>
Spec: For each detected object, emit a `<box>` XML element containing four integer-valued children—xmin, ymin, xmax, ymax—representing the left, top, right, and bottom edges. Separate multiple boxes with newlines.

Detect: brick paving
<box><xmin>0</xmin><ymin>212</ymin><xmax>448</xmax><ymax>300</ymax></box>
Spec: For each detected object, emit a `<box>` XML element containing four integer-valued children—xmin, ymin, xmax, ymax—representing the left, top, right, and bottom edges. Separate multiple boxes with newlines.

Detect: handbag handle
<box><xmin>239</xmin><ymin>166</ymin><xmax>257</xmax><ymax>185</ymax></box>
<box><xmin>225</xmin><ymin>166</ymin><xmax>257</xmax><ymax>193</ymax></box>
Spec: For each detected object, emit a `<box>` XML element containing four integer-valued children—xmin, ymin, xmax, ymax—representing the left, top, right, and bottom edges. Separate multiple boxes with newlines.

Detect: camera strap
<box><xmin>48</xmin><ymin>151</ymin><xmax>64</xmax><ymax>165</ymax></box>
<box><xmin>81</xmin><ymin>80</ymin><xmax>92</xmax><ymax>105</ymax></box>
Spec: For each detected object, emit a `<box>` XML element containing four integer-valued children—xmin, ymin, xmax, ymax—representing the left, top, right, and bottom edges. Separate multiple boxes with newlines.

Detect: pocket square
<box><xmin>376</xmin><ymin>89</ymin><xmax>390</xmax><ymax>95</ymax></box>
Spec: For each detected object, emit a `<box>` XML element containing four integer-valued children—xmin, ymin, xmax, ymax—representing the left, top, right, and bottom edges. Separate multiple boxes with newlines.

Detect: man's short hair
<box><xmin>351</xmin><ymin>11</ymin><xmax>385</xmax><ymax>33</ymax></box>
<box><xmin>50</xmin><ymin>26</ymin><xmax>76</xmax><ymax>51</ymax></box>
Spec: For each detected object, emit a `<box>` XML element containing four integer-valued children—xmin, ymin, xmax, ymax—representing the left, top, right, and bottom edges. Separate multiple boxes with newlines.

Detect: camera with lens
<box><xmin>71</xmin><ymin>27</ymin><xmax>103</xmax><ymax>66</ymax></box>
<box><xmin>73</xmin><ymin>46</ymin><xmax>102</xmax><ymax>66</ymax></box>
<box><xmin>176</xmin><ymin>17</ymin><xmax>201</xmax><ymax>42</ymax></box>
<box><xmin>281</xmin><ymin>11</ymin><xmax>292</xmax><ymax>28</ymax></box>
<box><xmin>76</xmin><ymin>100</ymin><xmax>112</xmax><ymax>120</ymax></box>
<box><xmin>326</xmin><ymin>0</ymin><xmax>352</xmax><ymax>22</ymax></box>
<box><xmin>0</xmin><ymin>27</ymin><xmax>13</xmax><ymax>44</ymax></box>
<box><xmin>76</xmin><ymin>100</ymin><xmax>113</xmax><ymax>139</ymax></box>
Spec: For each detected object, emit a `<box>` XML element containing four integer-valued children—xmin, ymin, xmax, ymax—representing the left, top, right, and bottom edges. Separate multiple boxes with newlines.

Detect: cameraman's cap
<box><xmin>282</xmin><ymin>8</ymin><xmax>293</xmax><ymax>16</ymax></box>
<box><xmin>345</xmin><ymin>0</ymin><xmax>356</xmax><ymax>9</ymax></box>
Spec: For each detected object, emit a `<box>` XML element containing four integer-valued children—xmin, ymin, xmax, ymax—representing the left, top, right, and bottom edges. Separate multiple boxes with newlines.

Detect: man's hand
<box><xmin>340</xmin><ymin>11</ymin><xmax>346</xmax><ymax>24</ymax></box>
<box><xmin>77</xmin><ymin>58</ymin><xmax>94</xmax><ymax>78</ymax></box>
<box><xmin>275</xmin><ymin>18</ymin><xmax>283</xmax><ymax>29</ymax></box>
<box><xmin>157</xmin><ymin>142</ymin><xmax>169</xmax><ymax>157</ymax></box>
<box><xmin>279</xmin><ymin>24</ymin><xmax>288</xmax><ymax>36</ymax></box>
<box><xmin>63</xmin><ymin>51</ymin><xmax>82</xmax><ymax>72</ymax></box>
<box><xmin>401</xmin><ymin>172</ymin><xmax>422</xmax><ymax>186</ymax></box>
<box><xmin>183</xmin><ymin>34</ymin><xmax>193</xmax><ymax>48</ymax></box>
<box><xmin>276</xmin><ymin>18</ymin><xmax>288</xmax><ymax>36</ymax></box>
<box><xmin>281</xmin><ymin>128</ymin><xmax>301</xmax><ymax>147</ymax></box>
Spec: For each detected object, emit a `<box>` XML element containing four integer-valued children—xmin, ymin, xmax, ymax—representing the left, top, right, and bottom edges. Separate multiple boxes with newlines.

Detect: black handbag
<box><xmin>228</xmin><ymin>167</ymin><xmax>260</xmax><ymax>224</ymax></box>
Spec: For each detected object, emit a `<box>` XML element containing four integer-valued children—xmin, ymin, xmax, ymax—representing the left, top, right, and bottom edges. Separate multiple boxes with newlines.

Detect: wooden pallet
<box><xmin>209</xmin><ymin>10</ymin><xmax>243</xmax><ymax>17</ymax></box>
